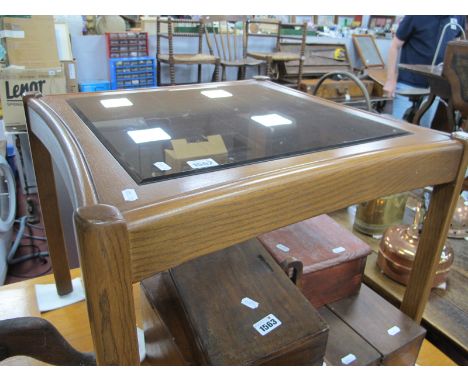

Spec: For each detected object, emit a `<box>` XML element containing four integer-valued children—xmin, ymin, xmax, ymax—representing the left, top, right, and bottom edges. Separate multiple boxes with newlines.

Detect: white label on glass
<box><xmin>241</xmin><ymin>297</ymin><xmax>259</xmax><ymax>309</ymax></box>
<box><xmin>122</xmin><ymin>188</ymin><xmax>138</xmax><ymax>202</ymax></box>
<box><xmin>153</xmin><ymin>162</ymin><xmax>172</xmax><ymax>171</ymax></box>
<box><xmin>276</xmin><ymin>243</ymin><xmax>290</xmax><ymax>253</ymax></box>
<box><xmin>341</xmin><ymin>353</ymin><xmax>357</xmax><ymax>365</ymax></box>
<box><xmin>387</xmin><ymin>325</ymin><xmax>401</xmax><ymax>336</ymax></box>
<box><xmin>187</xmin><ymin>158</ymin><xmax>218</xmax><ymax>169</ymax></box>
<box><xmin>332</xmin><ymin>247</ymin><xmax>345</xmax><ymax>254</ymax></box>
<box><xmin>253</xmin><ymin>314</ymin><xmax>282</xmax><ymax>336</ymax></box>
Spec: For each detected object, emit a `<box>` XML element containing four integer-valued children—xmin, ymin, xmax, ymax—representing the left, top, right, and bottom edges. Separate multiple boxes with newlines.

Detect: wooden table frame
<box><xmin>23</xmin><ymin>79</ymin><xmax>468</xmax><ymax>365</ymax></box>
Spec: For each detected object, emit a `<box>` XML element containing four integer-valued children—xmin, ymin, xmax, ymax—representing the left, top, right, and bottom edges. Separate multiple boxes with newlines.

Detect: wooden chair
<box><xmin>443</xmin><ymin>40</ymin><xmax>468</xmax><ymax>131</ymax></box>
<box><xmin>245</xmin><ymin>19</ymin><xmax>307</xmax><ymax>88</ymax></box>
<box><xmin>202</xmin><ymin>16</ymin><xmax>264</xmax><ymax>81</ymax></box>
<box><xmin>0</xmin><ymin>317</ymin><xmax>96</xmax><ymax>365</ymax></box>
<box><xmin>156</xmin><ymin>17</ymin><xmax>220</xmax><ymax>86</ymax></box>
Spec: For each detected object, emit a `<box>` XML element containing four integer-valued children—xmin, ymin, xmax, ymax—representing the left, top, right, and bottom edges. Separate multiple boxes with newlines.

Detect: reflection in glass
<box><xmin>200</xmin><ymin>89</ymin><xmax>233</xmax><ymax>99</ymax></box>
<box><xmin>127</xmin><ymin>127</ymin><xmax>171</xmax><ymax>144</ymax></box>
<box><xmin>250</xmin><ymin>113</ymin><xmax>293</xmax><ymax>127</ymax></box>
<box><xmin>100</xmin><ymin>98</ymin><xmax>133</xmax><ymax>108</ymax></box>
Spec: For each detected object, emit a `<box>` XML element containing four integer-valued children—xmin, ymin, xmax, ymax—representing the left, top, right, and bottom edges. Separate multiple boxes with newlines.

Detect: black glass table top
<box><xmin>67</xmin><ymin>82</ymin><xmax>409</xmax><ymax>184</ymax></box>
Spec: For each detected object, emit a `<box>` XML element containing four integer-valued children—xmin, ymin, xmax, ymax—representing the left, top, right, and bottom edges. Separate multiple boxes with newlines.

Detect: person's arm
<box><xmin>383</xmin><ymin>36</ymin><xmax>405</xmax><ymax>97</ymax></box>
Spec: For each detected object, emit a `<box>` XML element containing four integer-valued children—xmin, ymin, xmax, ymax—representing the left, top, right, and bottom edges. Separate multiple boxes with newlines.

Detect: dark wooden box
<box><xmin>141</xmin><ymin>239</ymin><xmax>329</xmax><ymax>365</ymax></box>
<box><xmin>318</xmin><ymin>306</ymin><xmax>381</xmax><ymax>366</ymax></box>
<box><xmin>258</xmin><ymin>214</ymin><xmax>372</xmax><ymax>308</ymax></box>
<box><xmin>326</xmin><ymin>284</ymin><xmax>426</xmax><ymax>365</ymax></box>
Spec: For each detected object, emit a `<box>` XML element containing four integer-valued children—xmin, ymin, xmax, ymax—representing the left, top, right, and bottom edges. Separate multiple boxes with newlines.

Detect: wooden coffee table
<box><xmin>24</xmin><ymin>79</ymin><xmax>468</xmax><ymax>365</ymax></box>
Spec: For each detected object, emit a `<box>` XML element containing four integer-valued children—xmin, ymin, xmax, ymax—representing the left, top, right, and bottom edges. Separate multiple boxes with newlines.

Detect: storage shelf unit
<box><xmin>109</xmin><ymin>57</ymin><xmax>156</xmax><ymax>90</ymax></box>
<box><xmin>106</xmin><ymin>32</ymin><xmax>149</xmax><ymax>59</ymax></box>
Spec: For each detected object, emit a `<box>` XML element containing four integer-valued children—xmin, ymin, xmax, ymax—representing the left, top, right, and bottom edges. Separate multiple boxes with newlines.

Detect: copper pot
<box><xmin>353</xmin><ymin>193</ymin><xmax>409</xmax><ymax>236</ymax></box>
<box><xmin>378</xmin><ymin>224</ymin><xmax>454</xmax><ymax>288</ymax></box>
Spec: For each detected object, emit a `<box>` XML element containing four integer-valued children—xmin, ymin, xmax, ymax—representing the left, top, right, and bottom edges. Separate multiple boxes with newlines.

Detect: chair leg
<box><xmin>156</xmin><ymin>61</ymin><xmax>161</xmax><ymax>86</ymax></box>
<box><xmin>198</xmin><ymin>64</ymin><xmax>202</xmax><ymax>83</ymax></box>
<box><xmin>214</xmin><ymin>60</ymin><xmax>220</xmax><ymax>82</ymax></box>
<box><xmin>266</xmin><ymin>57</ymin><xmax>273</xmax><ymax>78</ymax></box>
<box><xmin>169</xmin><ymin>61</ymin><xmax>176</xmax><ymax>86</ymax></box>
<box><xmin>297</xmin><ymin>58</ymin><xmax>305</xmax><ymax>90</ymax></box>
<box><xmin>222</xmin><ymin>66</ymin><xmax>227</xmax><ymax>82</ymax></box>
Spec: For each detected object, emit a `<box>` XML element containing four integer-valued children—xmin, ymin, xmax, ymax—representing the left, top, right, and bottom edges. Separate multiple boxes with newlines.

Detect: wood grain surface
<box><xmin>74</xmin><ymin>205</ymin><xmax>139</xmax><ymax>365</ymax></box>
<box><xmin>26</xmin><ymin>97</ymin><xmax>72</xmax><ymax>295</ymax></box>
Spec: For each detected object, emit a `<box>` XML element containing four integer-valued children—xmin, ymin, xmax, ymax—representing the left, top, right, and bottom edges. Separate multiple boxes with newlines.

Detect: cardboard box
<box><xmin>141</xmin><ymin>16</ymin><xmax>168</xmax><ymax>35</ymax></box>
<box><xmin>164</xmin><ymin>135</ymin><xmax>228</xmax><ymax>172</ymax></box>
<box><xmin>61</xmin><ymin>60</ymin><xmax>78</xmax><ymax>93</ymax></box>
<box><xmin>0</xmin><ymin>66</ymin><xmax>66</xmax><ymax>131</ymax></box>
<box><xmin>1</xmin><ymin>16</ymin><xmax>60</xmax><ymax>68</ymax></box>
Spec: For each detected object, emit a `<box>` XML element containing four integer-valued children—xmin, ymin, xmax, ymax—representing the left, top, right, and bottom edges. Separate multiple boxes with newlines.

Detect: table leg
<box><xmin>74</xmin><ymin>204</ymin><xmax>139</xmax><ymax>365</ymax></box>
<box><xmin>28</xmin><ymin>131</ymin><xmax>72</xmax><ymax>296</ymax></box>
<box><xmin>412</xmin><ymin>93</ymin><xmax>436</xmax><ymax>125</ymax></box>
<box><xmin>401</xmin><ymin>132</ymin><xmax>468</xmax><ymax>322</ymax></box>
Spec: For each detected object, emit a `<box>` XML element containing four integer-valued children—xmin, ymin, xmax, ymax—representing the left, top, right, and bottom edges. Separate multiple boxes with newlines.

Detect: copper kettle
<box><xmin>377</xmin><ymin>192</ymin><xmax>455</xmax><ymax>288</ymax></box>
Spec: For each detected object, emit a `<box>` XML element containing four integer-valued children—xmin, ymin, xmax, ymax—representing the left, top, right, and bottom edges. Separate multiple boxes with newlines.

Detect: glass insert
<box><xmin>68</xmin><ymin>82</ymin><xmax>409</xmax><ymax>184</ymax></box>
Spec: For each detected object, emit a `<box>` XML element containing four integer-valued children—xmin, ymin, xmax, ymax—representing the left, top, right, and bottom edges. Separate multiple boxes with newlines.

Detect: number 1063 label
<box><xmin>253</xmin><ymin>314</ymin><xmax>282</xmax><ymax>336</ymax></box>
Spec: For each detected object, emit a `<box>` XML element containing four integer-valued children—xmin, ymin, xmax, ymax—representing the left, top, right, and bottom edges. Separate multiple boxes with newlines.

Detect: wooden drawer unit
<box><xmin>258</xmin><ymin>214</ymin><xmax>372</xmax><ymax>308</ymax></box>
<box><xmin>141</xmin><ymin>240</ymin><xmax>329</xmax><ymax>365</ymax></box>
<box><xmin>327</xmin><ymin>284</ymin><xmax>426</xmax><ymax>365</ymax></box>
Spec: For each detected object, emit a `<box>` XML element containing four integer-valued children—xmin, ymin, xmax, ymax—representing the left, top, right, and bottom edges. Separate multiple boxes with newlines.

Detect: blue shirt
<box><xmin>396</xmin><ymin>15</ymin><xmax>466</xmax><ymax>87</ymax></box>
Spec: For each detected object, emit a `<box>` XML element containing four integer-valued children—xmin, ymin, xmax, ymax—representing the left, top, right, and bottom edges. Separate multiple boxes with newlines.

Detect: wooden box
<box><xmin>326</xmin><ymin>284</ymin><xmax>426</xmax><ymax>365</ymax></box>
<box><xmin>258</xmin><ymin>214</ymin><xmax>372</xmax><ymax>308</ymax></box>
<box><xmin>279</xmin><ymin>42</ymin><xmax>353</xmax><ymax>78</ymax></box>
<box><xmin>318</xmin><ymin>306</ymin><xmax>381</xmax><ymax>366</ymax></box>
<box><xmin>299</xmin><ymin>78</ymin><xmax>375</xmax><ymax>100</ymax></box>
<box><xmin>141</xmin><ymin>240</ymin><xmax>329</xmax><ymax>365</ymax></box>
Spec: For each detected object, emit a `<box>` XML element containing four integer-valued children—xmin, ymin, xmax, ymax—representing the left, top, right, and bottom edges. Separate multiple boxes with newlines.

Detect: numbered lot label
<box><xmin>253</xmin><ymin>314</ymin><xmax>282</xmax><ymax>336</ymax></box>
